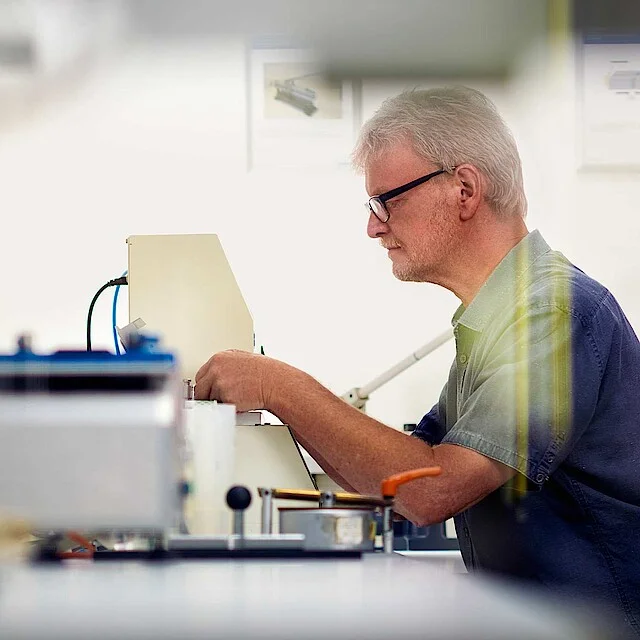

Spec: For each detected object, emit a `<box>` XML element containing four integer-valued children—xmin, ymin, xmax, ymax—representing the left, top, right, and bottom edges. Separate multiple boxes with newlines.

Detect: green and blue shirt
<box><xmin>414</xmin><ymin>230</ymin><xmax>640</xmax><ymax>634</ymax></box>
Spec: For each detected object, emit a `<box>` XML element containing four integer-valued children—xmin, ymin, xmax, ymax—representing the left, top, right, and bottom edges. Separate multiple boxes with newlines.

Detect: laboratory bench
<box><xmin>0</xmin><ymin>552</ymin><xmax>619</xmax><ymax>639</ymax></box>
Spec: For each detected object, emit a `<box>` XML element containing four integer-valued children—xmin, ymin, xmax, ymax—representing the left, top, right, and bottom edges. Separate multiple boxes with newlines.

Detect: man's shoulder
<box><xmin>524</xmin><ymin>249</ymin><xmax>611</xmax><ymax>323</ymax></box>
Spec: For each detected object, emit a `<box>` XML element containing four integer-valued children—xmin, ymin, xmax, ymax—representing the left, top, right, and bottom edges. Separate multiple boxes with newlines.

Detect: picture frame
<box><xmin>577</xmin><ymin>34</ymin><xmax>640</xmax><ymax>170</ymax></box>
<box><xmin>246</xmin><ymin>46</ymin><xmax>360</xmax><ymax>170</ymax></box>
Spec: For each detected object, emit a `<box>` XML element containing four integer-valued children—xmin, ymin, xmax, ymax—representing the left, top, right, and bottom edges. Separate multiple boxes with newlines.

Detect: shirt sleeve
<box><xmin>412</xmin><ymin>383</ymin><xmax>448</xmax><ymax>445</ymax></box>
<box><xmin>442</xmin><ymin>303</ymin><xmax>604</xmax><ymax>486</ymax></box>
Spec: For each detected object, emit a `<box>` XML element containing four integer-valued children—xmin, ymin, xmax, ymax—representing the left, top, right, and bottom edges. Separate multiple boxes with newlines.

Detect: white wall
<box><xmin>1</xmin><ymin>35</ymin><xmax>637</xmax><ymax>431</ymax></box>
<box><xmin>0</xmin><ymin>39</ymin><xmax>248</xmax><ymax>347</ymax></box>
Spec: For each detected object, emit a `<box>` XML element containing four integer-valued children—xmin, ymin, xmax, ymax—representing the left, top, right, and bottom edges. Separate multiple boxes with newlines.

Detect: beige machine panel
<box><xmin>127</xmin><ymin>234</ymin><xmax>254</xmax><ymax>381</ymax></box>
<box><xmin>232</xmin><ymin>425</ymin><xmax>317</xmax><ymax>535</ymax></box>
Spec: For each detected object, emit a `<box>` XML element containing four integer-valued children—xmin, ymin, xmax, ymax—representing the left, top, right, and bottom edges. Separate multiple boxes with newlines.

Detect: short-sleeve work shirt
<box><xmin>413</xmin><ymin>230</ymin><xmax>640</xmax><ymax>633</ymax></box>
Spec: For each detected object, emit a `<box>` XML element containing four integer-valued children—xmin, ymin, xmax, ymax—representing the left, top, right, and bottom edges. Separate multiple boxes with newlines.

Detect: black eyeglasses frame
<box><xmin>367</xmin><ymin>167</ymin><xmax>454</xmax><ymax>223</ymax></box>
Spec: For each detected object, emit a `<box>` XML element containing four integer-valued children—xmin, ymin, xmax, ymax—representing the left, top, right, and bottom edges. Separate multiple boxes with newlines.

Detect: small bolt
<box><xmin>17</xmin><ymin>334</ymin><xmax>32</xmax><ymax>352</ymax></box>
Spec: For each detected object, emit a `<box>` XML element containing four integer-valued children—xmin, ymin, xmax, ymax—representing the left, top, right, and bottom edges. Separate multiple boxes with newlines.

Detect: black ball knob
<box><xmin>226</xmin><ymin>485</ymin><xmax>252</xmax><ymax>511</ymax></box>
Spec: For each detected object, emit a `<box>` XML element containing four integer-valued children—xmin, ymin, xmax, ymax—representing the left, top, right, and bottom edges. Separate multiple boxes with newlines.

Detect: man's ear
<box><xmin>454</xmin><ymin>165</ymin><xmax>482</xmax><ymax>221</ymax></box>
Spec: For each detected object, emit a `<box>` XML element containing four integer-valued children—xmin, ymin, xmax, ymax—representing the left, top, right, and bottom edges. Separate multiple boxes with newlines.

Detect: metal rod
<box><xmin>359</xmin><ymin>329</ymin><xmax>453</xmax><ymax>400</ymax></box>
<box><xmin>383</xmin><ymin>504</ymin><xmax>394</xmax><ymax>554</ymax></box>
<box><xmin>233</xmin><ymin>511</ymin><xmax>244</xmax><ymax>538</ymax></box>
<box><xmin>320</xmin><ymin>491</ymin><xmax>335</xmax><ymax>508</ymax></box>
<box><xmin>260</xmin><ymin>488</ymin><xmax>273</xmax><ymax>534</ymax></box>
<box><xmin>331</xmin><ymin>492</ymin><xmax>385</xmax><ymax>508</ymax></box>
<box><xmin>268</xmin><ymin>488</ymin><xmax>320</xmax><ymax>501</ymax></box>
<box><xmin>265</xmin><ymin>487</ymin><xmax>386</xmax><ymax>508</ymax></box>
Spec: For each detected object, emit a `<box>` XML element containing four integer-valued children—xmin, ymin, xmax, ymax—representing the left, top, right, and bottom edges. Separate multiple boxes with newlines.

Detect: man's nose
<box><xmin>367</xmin><ymin>209</ymin><xmax>388</xmax><ymax>238</ymax></box>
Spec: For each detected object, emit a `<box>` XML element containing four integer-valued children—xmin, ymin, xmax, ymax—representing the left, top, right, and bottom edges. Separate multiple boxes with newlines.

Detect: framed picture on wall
<box><xmin>573</xmin><ymin>0</ymin><xmax>640</xmax><ymax>170</ymax></box>
<box><xmin>247</xmin><ymin>45</ymin><xmax>360</xmax><ymax>170</ymax></box>
<box><xmin>577</xmin><ymin>34</ymin><xmax>640</xmax><ymax>170</ymax></box>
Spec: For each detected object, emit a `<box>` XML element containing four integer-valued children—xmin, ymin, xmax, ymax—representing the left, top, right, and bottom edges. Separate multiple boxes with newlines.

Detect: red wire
<box><xmin>59</xmin><ymin>531</ymin><xmax>94</xmax><ymax>559</ymax></box>
<box><xmin>58</xmin><ymin>551</ymin><xmax>93</xmax><ymax>559</ymax></box>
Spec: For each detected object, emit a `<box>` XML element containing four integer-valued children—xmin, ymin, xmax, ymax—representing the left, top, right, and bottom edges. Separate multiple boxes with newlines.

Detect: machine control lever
<box><xmin>226</xmin><ymin>485</ymin><xmax>252</xmax><ymax>543</ymax></box>
<box><xmin>381</xmin><ymin>467</ymin><xmax>442</xmax><ymax>554</ymax></box>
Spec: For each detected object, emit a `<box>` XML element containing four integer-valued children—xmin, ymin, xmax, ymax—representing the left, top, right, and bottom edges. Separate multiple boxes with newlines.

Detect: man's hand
<box><xmin>194</xmin><ymin>350</ymin><xmax>284</xmax><ymax>411</ymax></box>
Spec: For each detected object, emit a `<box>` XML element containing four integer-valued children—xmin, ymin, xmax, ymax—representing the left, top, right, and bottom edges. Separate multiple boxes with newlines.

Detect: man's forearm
<box><xmin>267</xmin><ymin>367</ymin><xmax>439</xmax><ymax>521</ymax></box>
<box><xmin>293</xmin><ymin>431</ymin><xmax>358</xmax><ymax>493</ymax></box>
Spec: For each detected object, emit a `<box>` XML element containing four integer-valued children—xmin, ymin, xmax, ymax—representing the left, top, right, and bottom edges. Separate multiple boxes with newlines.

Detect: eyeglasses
<box><xmin>366</xmin><ymin>167</ymin><xmax>453</xmax><ymax>223</ymax></box>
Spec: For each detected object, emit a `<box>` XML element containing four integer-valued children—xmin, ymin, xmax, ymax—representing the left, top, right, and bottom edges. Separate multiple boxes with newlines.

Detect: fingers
<box><xmin>194</xmin><ymin>363</ymin><xmax>219</xmax><ymax>400</ymax></box>
<box><xmin>195</xmin><ymin>354</ymin><xmax>215</xmax><ymax>383</ymax></box>
<box><xmin>195</xmin><ymin>351</ymin><xmax>236</xmax><ymax>383</ymax></box>
<box><xmin>194</xmin><ymin>375</ymin><xmax>212</xmax><ymax>400</ymax></box>
<box><xmin>193</xmin><ymin>350</ymin><xmax>254</xmax><ymax>402</ymax></box>
<box><xmin>195</xmin><ymin>352</ymin><xmax>221</xmax><ymax>400</ymax></box>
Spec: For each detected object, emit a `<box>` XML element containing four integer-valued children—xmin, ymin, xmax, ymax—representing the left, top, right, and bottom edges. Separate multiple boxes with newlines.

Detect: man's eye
<box><xmin>387</xmin><ymin>199</ymin><xmax>403</xmax><ymax>210</ymax></box>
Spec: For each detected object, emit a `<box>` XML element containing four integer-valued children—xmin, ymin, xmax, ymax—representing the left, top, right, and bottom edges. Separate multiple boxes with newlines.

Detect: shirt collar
<box><xmin>452</xmin><ymin>229</ymin><xmax>552</xmax><ymax>332</ymax></box>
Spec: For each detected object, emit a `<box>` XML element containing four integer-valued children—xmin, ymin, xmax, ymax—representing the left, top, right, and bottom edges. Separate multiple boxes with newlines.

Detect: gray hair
<box><xmin>352</xmin><ymin>86</ymin><xmax>527</xmax><ymax>218</ymax></box>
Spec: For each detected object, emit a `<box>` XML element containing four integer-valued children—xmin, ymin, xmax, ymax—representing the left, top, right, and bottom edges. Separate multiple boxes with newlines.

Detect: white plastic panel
<box><xmin>127</xmin><ymin>234</ymin><xmax>254</xmax><ymax>381</ymax></box>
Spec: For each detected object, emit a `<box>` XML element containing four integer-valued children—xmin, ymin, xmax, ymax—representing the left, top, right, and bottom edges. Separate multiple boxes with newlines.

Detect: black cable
<box><xmin>86</xmin><ymin>276</ymin><xmax>128</xmax><ymax>351</ymax></box>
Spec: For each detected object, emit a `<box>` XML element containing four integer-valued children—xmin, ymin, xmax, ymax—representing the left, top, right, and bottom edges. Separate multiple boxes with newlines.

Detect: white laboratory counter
<box><xmin>0</xmin><ymin>553</ymin><xmax>618</xmax><ymax>639</ymax></box>
<box><xmin>396</xmin><ymin>549</ymin><xmax>467</xmax><ymax>572</ymax></box>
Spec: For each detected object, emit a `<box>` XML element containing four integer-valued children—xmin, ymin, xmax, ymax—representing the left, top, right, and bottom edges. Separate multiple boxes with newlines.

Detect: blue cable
<box><xmin>112</xmin><ymin>270</ymin><xmax>128</xmax><ymax>355</ymax></box>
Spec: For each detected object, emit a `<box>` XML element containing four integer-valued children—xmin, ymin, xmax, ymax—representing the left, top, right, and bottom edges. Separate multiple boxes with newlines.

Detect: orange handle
<box><xmin>58</xmin><ymin>531</ymin><xmax>94</xmax><ymax>560</ymax></box>
<box><xmin>381</xmin><ymin>466</ymin><xmax>441</xmax><ymax>498</ymax></box>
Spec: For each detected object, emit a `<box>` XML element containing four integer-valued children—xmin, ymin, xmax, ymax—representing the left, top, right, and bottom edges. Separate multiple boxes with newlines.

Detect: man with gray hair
<box><xmin>196</xmin><ymin>86</ymin><xmax>640</xmax><ymax>634</ymax></box>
